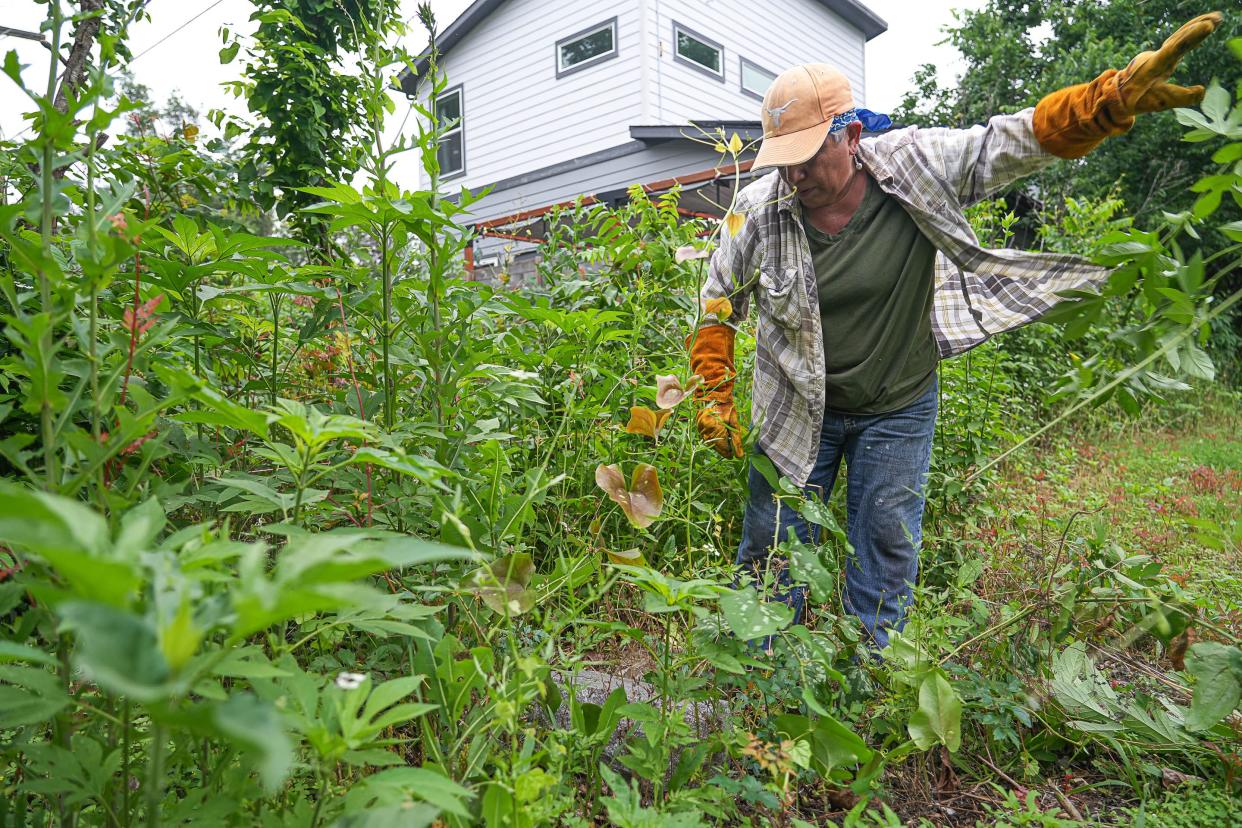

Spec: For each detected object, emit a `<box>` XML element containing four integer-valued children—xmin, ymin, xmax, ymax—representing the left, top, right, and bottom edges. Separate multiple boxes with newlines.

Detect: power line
<box><xmin>131</xmin><ymin>0</ymin><xmax>224</xmax><ymax>62</ymax></box>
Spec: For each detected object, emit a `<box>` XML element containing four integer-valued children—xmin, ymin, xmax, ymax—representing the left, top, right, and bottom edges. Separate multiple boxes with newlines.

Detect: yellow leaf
<box><xmin>625</xmin><ymin>406</ymin><xmax>672</xmax><ymax>439</ymax></box>
<box><xmin>182</xmin><ymin>124</ymin><xmax>199</xmax><ymax>142</ymax></box>
<box><xmin>714</xmin><ymin>141</ymin><xmax>727</xmax><ymax>154</ymax></box>
<box><xmin>703</xmin><ymin>297</ymin><xmax>732</xmax><ymax>322</ymax></box>
<box><xmin>159</xmin><ymin>602</ymin><xmax>202</xmax><ymax>671</ymax></box>
<box><xmin>723</xmin><ymin>211</ymin><xmax>745</xmax><ymax>237</ymax></box>
<box><xmin>607</xmin><ymin>547</ymin><xmax>647</xmax><ymax>567</ymax></box>
<box><xmin>728</xmin><ymin>132</ymin><xmax>743</xmax><ymax>154</ymax></box>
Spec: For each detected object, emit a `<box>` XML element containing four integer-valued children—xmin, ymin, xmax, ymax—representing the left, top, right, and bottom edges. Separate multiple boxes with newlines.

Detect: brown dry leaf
<box><xmin>1168</xmin><ymin>627</ymin><xmax>1194</xmax><ymax>671</ymax></box>
<box><xmin>594</xmin><ymin>463</ymin><xmax>664</xmax><ymax>528</ymax></box>
<box><xmin>1160</xmin><ymin>767</ymin><xmax>1201</xmax><ymax>788</ymax></box>
<box><xmin>723</xmin><ymin>211</ymin><xmax>745</xmax><ymax>237</ymax></box>
<box><xmin>675</xmin><ymin>244</ymin><xmax>710</xmax><ymax>263</ymax></box>
<box><xmin>625</xmin><ymin>406</ymin><xmax>672</xmax><ymax>439</ymax></box>
<box><xmin>703</xmin><ymin>297</ymin><xmax>733</xmax><ymax>321</ymax></box>
<box><xmin>607</xmin><ymin>547</ymin><xmax>647</xmax><ymax>566</ymax></box>
<box><xmin>655</xmin><ymin>374</ymin><xmax>702</xmax><ymax>409</ymax></box>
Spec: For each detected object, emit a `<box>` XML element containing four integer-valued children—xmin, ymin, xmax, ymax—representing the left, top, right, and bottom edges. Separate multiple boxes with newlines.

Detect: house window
<box><xmin>740</xmin><ymin>57</ymin><xmax>776</xmax><ymax>100</ymax></box>
<box><xmin>436</xmin><ymin>86</ymin><xmax>464</xmax><ymax>178</ymax></box>
<box><xmin>556</xmin><ymin>17</ymin><xmax>618</xmax><ymax>77</ymax></box>
<box><xmin>673</xmin><ymin>22</ymin><xmax>723</xmax><ymax>80</ymax></box>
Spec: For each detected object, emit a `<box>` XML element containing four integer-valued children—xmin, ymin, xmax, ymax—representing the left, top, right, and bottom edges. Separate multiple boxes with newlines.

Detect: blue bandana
<box><xmin>829</xmin><ymin>108</ymin><xmax>893</xmax><ymax>133</ymax></box>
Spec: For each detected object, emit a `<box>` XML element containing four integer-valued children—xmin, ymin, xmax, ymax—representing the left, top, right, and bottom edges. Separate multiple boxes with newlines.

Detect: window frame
<box><xmin>739</xmin><ymin>56</ymin><xmax>776</xmax><ymax>101</ymax></box>
<box><xmin>671</xmin><ymin>21</ymin><xmax>724</xmax><ymax>81</ymax></box>
<box><xmin>555</xmin><ymin>17</ymin><xmax>619</xmax><ymax>78</ymax></box>
<box><xmin>435</xmin><ymin>84</ymin><xmax>465</xmax><ymax>180</ymax></box>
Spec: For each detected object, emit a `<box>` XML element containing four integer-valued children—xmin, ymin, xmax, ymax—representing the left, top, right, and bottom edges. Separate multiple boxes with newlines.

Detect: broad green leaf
<box><xmin>0</xmin><ymin>482</ymin><xmax>110</xmax><ymax>559</ymax></box>
<box><xmin>717</xmin><ymin>586</ymin><xmax>793</xmax><ymax>641</ymax></box>
<box><xmin>0</xmin><ymin>684</ymin><xmax>70</xmax><ymax>728</ymax></box>
<box><xmin>213</xmin><ymin>693</ymin><xmax>294</xmax><ymax>792</ymax></box>
<box><xmin>1184</xmin><ymin>642</ymin><xmax>1242</xmax><ymax>731</ymax></box>
<box><xmin>907</xmin><ymin>671</ymin><xmax>962</xmax><ymax>752</ymax></box>
<box><xmin>115</xmin><ymin>496</ymin><xmax>165</xmax><ymax>553</ymax></box>
<box><xmin>788</xmin><ymin>538</ymin><xmax>836</xmax><ymax>603</ymax></box>
<box><xmin>60</xmin><ymin>602</ymin><xmax>175</xmax><ymax>702</ymax></box>
<box><xmin>343</xmin><ymin>767</ymin><xmax>473</xmax><ymax>818</ymax></box>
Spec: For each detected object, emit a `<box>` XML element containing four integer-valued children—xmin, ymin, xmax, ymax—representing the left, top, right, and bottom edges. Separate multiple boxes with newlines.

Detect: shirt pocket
<box><xmin>758</xmin><ymin>265</ymin><xmax>803</xmax><ymax>331</ymax></box>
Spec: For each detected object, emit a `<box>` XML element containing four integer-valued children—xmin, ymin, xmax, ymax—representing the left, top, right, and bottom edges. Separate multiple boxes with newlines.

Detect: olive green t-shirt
<box><xmin>802</xmin><ymin>174</ymin><xmax>939</xmax><ymax>414</ymax></box>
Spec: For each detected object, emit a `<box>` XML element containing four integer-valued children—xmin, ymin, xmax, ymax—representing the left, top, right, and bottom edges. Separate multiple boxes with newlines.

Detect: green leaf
<box><xmin>59</xmin><ymin>602</ymin><xmax>174</xmax><ymax>702</ymax></box>
<box><xmin>209</xmin><ymin>647</ymin><xmax>293</xmax><ymax>680</ymax></box>
<box><xmin>1201</xmin><ymin>81</ymin><xmax>1230</xmax><ymax>124</ymax></box>
<box><xmin>1211</xmin><ymin>142</ymin><xmax>1242</xmax><ymax>164</ymax></box>
<box><xmin>344</xmin><ymin>767</ymin><xmax>473</xmax><ymax>818</ymax></box>
<box><xmin>0</xmin><ymin>482</ymin><xmax>110</xmax><ymax>559</ymax></box>
<box><xmin>1218</xmin><ymin>219</ymin><xmax>1242</xmax><ymax>243</ymax></box>
<box><xmin>465</xmin><ymin>552</ymin><xmax>536</xmax><ymax>615</ymax></box>
<box><xmin>361</xmin><ymin>676</ymin><xmax>423</xmax><ymax>725</ymax></box>
<box><xmin>0</xmin><ymin>683</ymin><xmax>70</xmax><ymax>728</ymax></box>
<box><xmin>788</xmin><ymin>538</ymin><xmax>836</xmax><ymax>603</ymax></box>
<box><xmin>717</xmin><ymin>586</ymin><xmax>793</xmax><ymax>641</ymax></box>
<box><xmin>115</xmin><ymin>496</ymin><xmax>165</xmax><ymax>553</ymax></box>
<box><xmin>1180</xmin><ymin>343</ymin><xmax>1215</xmax><ymax>381</ymax></box>
<box><xmin>0</xmin><ymin>642</ymin><xmax>58</xmax><ymax>666</ymax></box>
<box><xmin>907</xmin><ymin>671</ymin><xmax>962</xmax><ymax>752</ymax></box>
<box><xmin>213</xmin><ymin>693</ymin><xmax>294</xmax><ymax>792</ymax></box>
<box><xmin>1184</xmin><ymin>642</ymin><xmax>1242</xmax><ymax>732</ymax></box>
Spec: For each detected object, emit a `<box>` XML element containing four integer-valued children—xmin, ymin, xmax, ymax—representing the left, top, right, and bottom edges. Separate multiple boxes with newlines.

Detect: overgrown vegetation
<box><xmin>0</xmin><ymin>3</ymin><xmax>1240</xmax><ymax>826</ymax></box>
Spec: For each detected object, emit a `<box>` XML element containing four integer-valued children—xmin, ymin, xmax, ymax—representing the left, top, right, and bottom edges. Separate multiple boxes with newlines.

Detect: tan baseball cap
<box><xmin>753</xmin><ymin>63</ymin><xmax>855</xmax><ymax>170</ymax></box>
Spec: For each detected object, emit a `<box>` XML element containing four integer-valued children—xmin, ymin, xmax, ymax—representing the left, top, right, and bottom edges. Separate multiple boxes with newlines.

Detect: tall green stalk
<box><xmin>424</xmin><ymin>18</ymin><xmax>445</xmax><ymax>443</ymax></box>
<box><xmin>37</xmin><ymin>1</ymin><xmax>64</xmax><ymax>491</ymax></box>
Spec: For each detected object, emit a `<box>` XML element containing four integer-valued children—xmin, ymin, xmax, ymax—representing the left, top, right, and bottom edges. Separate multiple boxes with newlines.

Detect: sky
<box><xmin>1</xmin><ymin>0</ymin><xmax>985</xmax><ymax>166</ymax></box>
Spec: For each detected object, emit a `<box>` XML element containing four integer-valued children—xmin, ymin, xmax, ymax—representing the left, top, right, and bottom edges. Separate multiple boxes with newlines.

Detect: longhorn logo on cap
<box><xmin>765</xmin><ymin>98</ymin><xmax>797</xmax><ymax>129</ymax></box>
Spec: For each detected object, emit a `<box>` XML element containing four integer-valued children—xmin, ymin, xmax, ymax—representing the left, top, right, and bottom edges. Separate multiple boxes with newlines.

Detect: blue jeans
<box><xmin>736</xmin><ymin>379</ymin><xmax>938</xmax><ymax>649</ymax></box>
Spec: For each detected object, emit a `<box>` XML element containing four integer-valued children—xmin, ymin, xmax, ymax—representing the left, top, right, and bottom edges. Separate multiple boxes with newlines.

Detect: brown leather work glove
<box><xmin>1033</xmin><ymin>12</ymin><xmax>1223</xmax><ymax>158</ymax></box>
<box><xmin>687</xmin><ymin>324</ymin><xmax>744</xmax><ymax>459</ymax></box>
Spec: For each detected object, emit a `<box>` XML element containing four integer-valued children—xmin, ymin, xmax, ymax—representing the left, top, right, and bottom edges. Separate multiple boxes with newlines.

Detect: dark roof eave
<box><xmin>398</xmin><ymin>0</ymin><xmax>507</xmax><ymax>96</ymax></box>
<box><xmin>825</xmin><ymin>0</ymin><xmax>887</xmax><ymax>40</ymax></box>
<box><xmin>398</xmin><ymin>0</ymin><xmax>888</xmax><ymax>96</ymax></box>
<box><xmin>630</xmin><ymin>122</ymin><xmax>763</xmax><ymax>143</ymax></box>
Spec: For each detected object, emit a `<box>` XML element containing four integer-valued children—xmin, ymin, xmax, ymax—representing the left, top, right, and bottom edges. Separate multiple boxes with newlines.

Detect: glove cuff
<box><xmin>1033</xmin><ymin>69</ymin><xmax>1135</xmax><ymax>159</ymax></box>
<box><xmin>687</xmin><ymin>324</ymin><xmax>737</xmax><ymax>404</ymax></box>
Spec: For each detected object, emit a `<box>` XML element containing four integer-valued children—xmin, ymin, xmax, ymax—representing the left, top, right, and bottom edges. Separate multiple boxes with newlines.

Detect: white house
<box><xmin>399</xmin><ymin>0</ymin><xmax>887</xmax><ymax>277</ymax></box>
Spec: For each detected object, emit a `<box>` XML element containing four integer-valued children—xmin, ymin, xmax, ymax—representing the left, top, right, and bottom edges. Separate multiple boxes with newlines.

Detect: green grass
<box><xmin>986</xmin><ymin>393</ymin><xmax>1242</xmax><ymax>626</ymax></box>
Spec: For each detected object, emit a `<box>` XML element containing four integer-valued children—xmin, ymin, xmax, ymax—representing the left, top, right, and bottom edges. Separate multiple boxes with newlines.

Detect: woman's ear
<box><xmin>846</xmin><ymin>120</ymin><xmax>864</xmax><ymax>150</ymax></box>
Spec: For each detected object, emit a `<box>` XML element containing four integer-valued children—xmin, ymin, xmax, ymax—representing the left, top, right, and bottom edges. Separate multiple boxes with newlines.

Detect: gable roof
<box><xmin>398</xmin><ymin>0</ymin><xmax>887</xmax><ymax>96</ymax></box>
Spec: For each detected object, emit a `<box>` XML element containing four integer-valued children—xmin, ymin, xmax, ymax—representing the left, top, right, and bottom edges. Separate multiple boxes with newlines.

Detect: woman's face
<box><xmin>780</xmin><ymin>120</ymin><xmax>863</xmax><ymax>209</ymax></box>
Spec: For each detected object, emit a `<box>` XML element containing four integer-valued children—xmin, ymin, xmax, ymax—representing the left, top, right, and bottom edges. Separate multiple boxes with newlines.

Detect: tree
<box><xmin>896</xmin><ymin>0</ymin><xmax>1241</xmax><ymax>223</ymax></box>
<box><xmin>226</xmin><ymin>0</ymin><xmax>401</xmax><ymax>245</ymax></box>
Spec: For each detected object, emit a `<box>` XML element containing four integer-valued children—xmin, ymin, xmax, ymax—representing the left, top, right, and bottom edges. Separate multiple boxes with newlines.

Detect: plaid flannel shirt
<box><xmin>700</xmin><ymin>108</ymin><xmax>1111</xmax><ymax>487</ymax></box>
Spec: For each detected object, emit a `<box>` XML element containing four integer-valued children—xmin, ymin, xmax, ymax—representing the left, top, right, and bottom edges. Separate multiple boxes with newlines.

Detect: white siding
<box><xmin>414</xmin><ymin>0</ymin><xmax>872</xmax><ymax>199</ymax></box>
<box><xmin>643</xmin><ymin>0</ymin><xmax>867</xmax><ymax>124</ymax></box>
<box><xmin>466</xmin><ymin>140</ymin><xmax>754</xmax><ymax>225</ymax></box>
<box><xmin>418</xmin><ymin>0</ymin><xmax>644</xmax><ymax>192</ymax></box>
